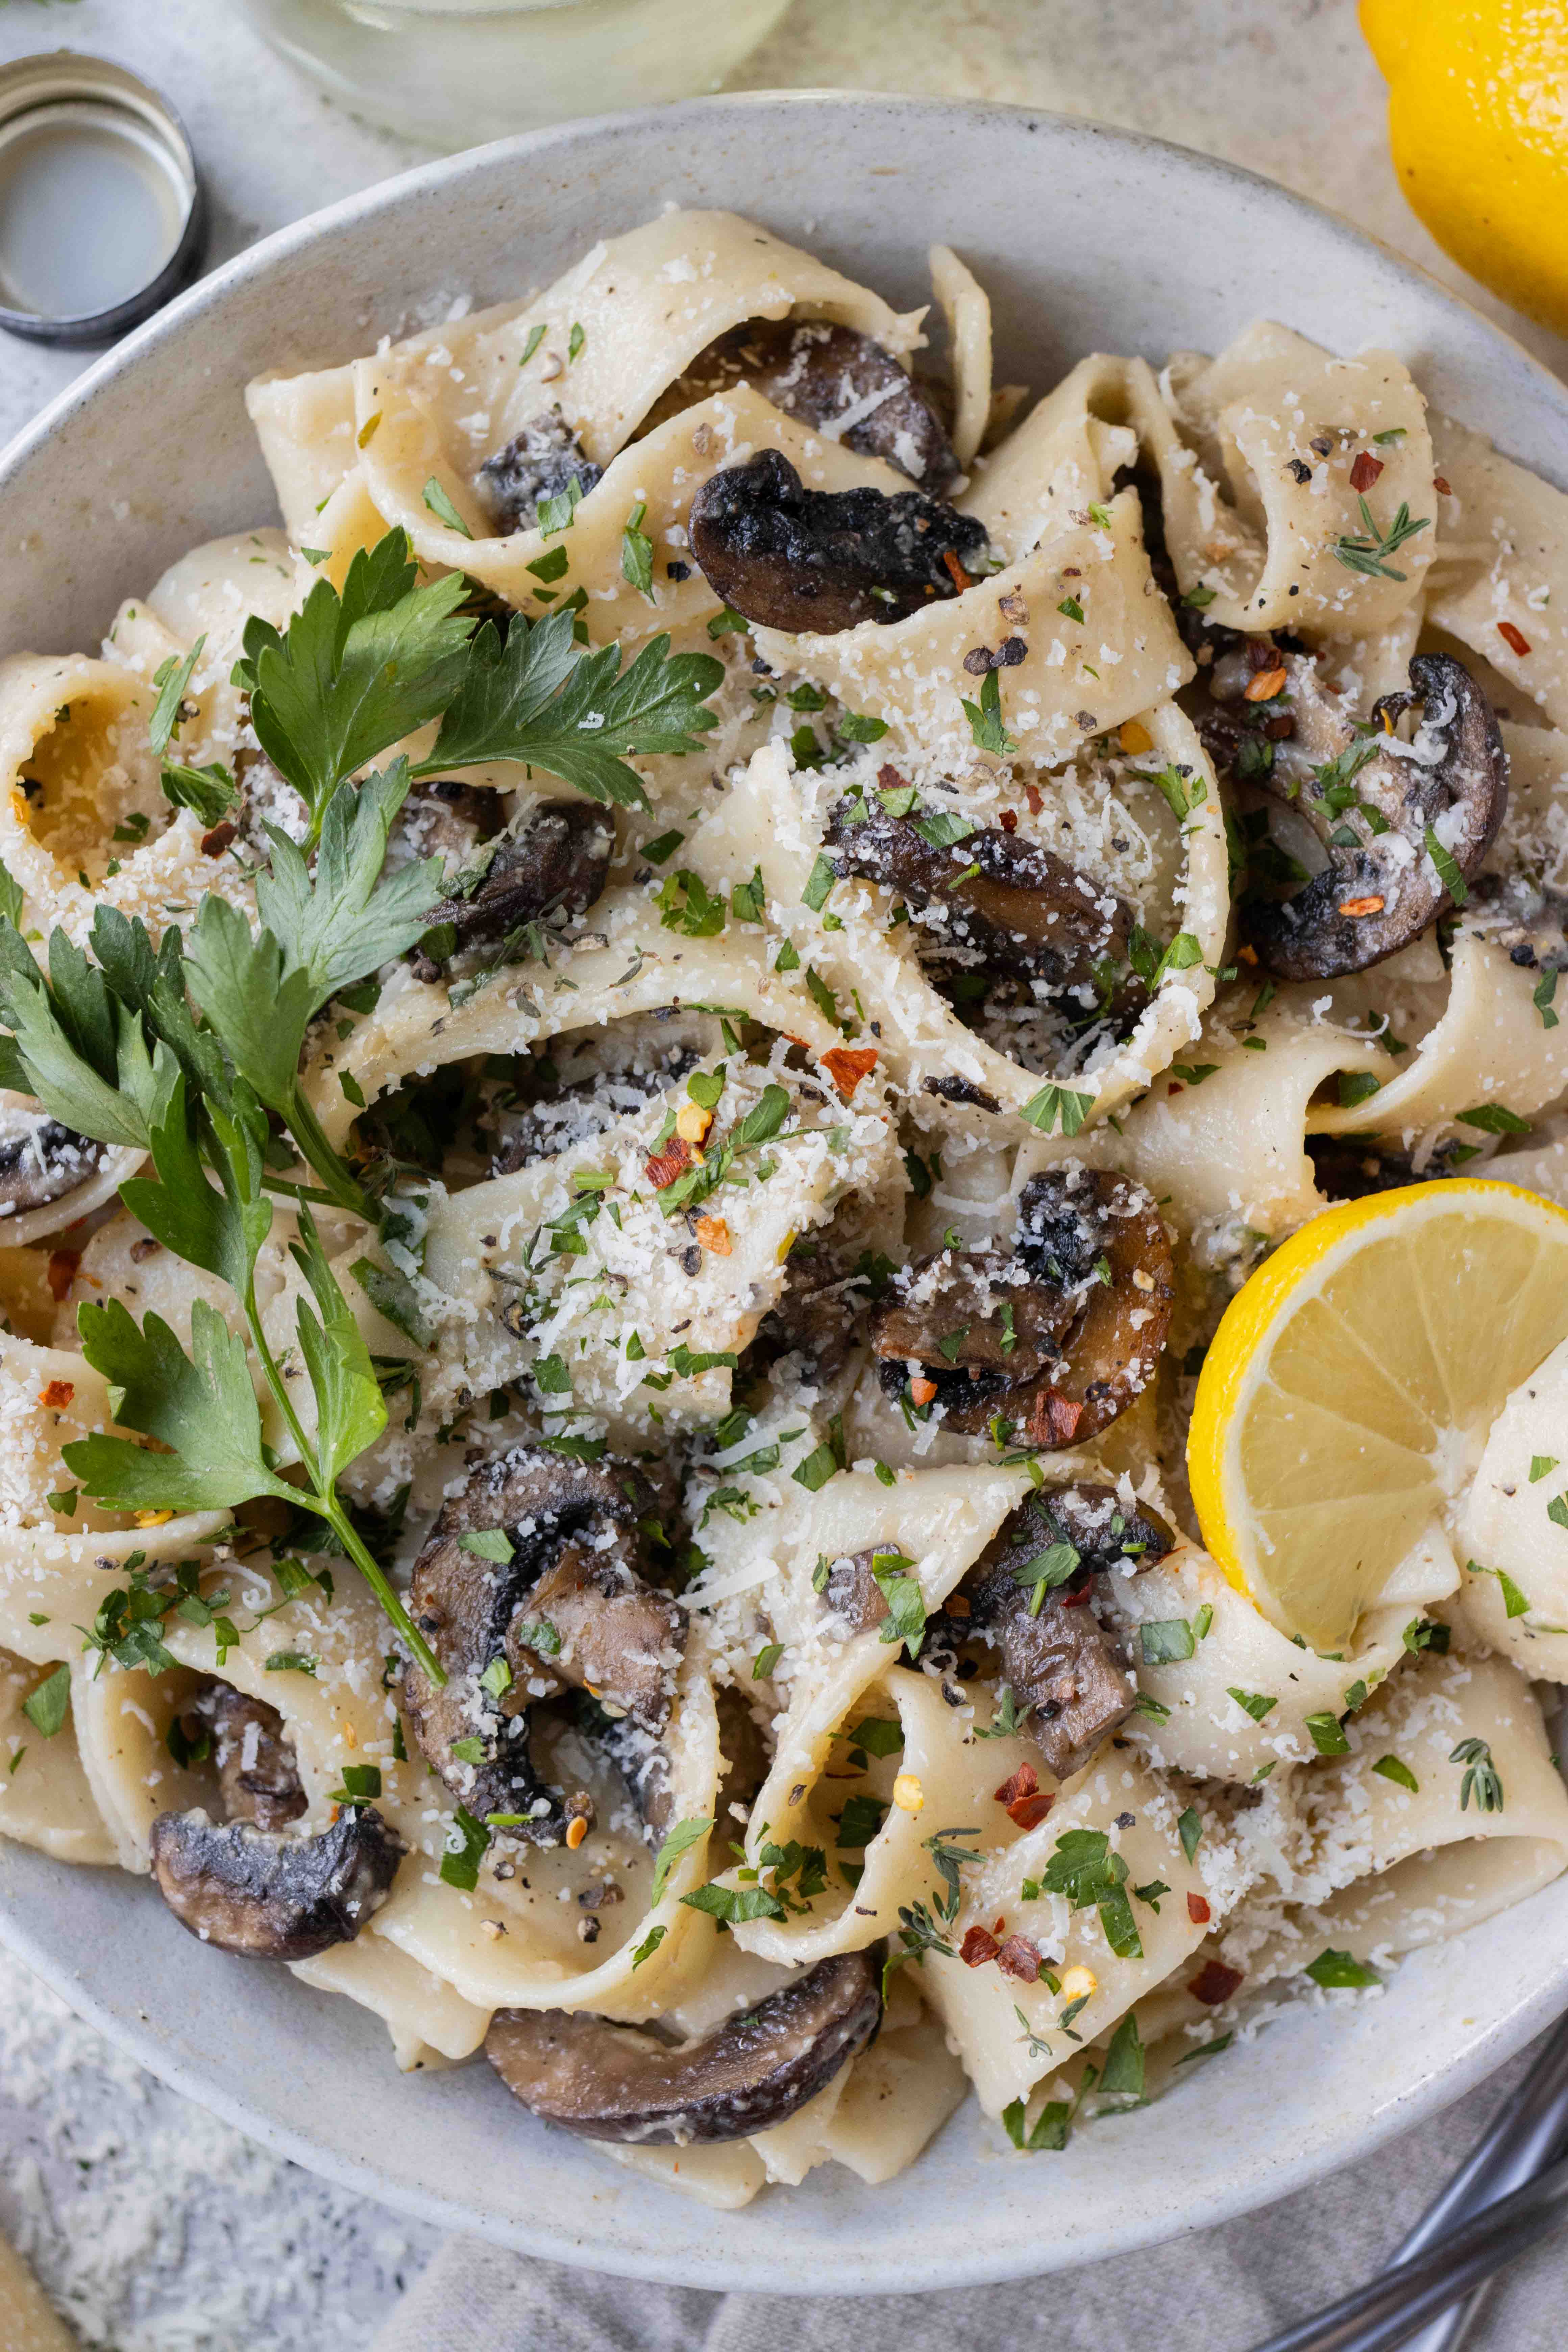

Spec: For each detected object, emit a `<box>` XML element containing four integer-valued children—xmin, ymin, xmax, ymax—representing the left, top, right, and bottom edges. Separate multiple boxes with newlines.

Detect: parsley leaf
<box><xmin>650</xmin><ymin>1815</ymin><xmax>712</xmax><ymax>1906</ymax></box>
<box><xmin>232</xmin><ymin>531</ymin><xmax>473</xmax><ymax>839</ymax></box>
<box><xmin>418</xmin><ymin>612</ymin><xmax>722</xmax><ymax>812</ymax></box>
<box><xmin>959</xmin><ymin>666</ymin><xmax>1016</xmax><ymax>756</ymax></box>
<box><xmin>65</xmin><ymin>1296</ymin><xmax>297</xmax><ymax>1516</ymax></box>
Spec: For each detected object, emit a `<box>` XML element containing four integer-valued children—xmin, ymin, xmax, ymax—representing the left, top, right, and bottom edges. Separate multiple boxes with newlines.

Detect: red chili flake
<box><xmin>960</xmin><ymin>1924</ymin><xmax>1002</xmax><ymax>1968</ymax></box>
<box><xmin>946</xmin><ymin>1592</ymin><xmax>972</xmax><ymax>1618</ymax></box>
<box><xmin>998</xmin><ymin>808</ymin><xmax>1018</xmax><ymax>833</ymax></box>
<box><xmin>1189</xmin><ymin>1958</ymin><xmax>1244</xmax><ymax>2006</ymax></box>
<box><xmin>909</xmin><ymin>1375</ymin><xmax>938</xmax><ymax>1407</ymax></box>
<box><xmin>37</xmin><ymin>1379</ymin><xmax>75</xmax><ymax>1411</ymax></box>
<box><xmin>201</xmin><ymin>820</ymin><xmax>238</xmax><ymax>857</ymax></box>
<box><xmin>1434</xmin><ymin>474</ymin><xmax>1453</xmax><ymax>496</ymax></box>
<box><xmin>643</xmin><ymin>1136</ymin><xmax>694</xmax><ymax>1190</ymax></box>
<box><xmin>877</xmin><ymin>763</ymin><xmax>909</xmax><ymax>793</ymax></box>
<box><xmin>1497</xmin><ymin>620</ymin><xmax>1533</xmax><ymax>658</ymax></box>
<box><xmin>1007</xmin><ymin>1791</ymin><xmax>1056</xmax><ymax>1830</ymax></box>
<box><xmin>45</xmin><ymin>1249</ymin><xmax>80</xmax><ymax>1303</ymax></box>
<box><xmin>1348</xmin><ymin>451</ymin><xmax>1385</xmax><ymax>492</ymax></box>
<box><xmin>823</xmin><ymin>1045</ymin><xmax>878</xmax><ymax>1101</ymax></box>
<box><xmin>943</xmin><ymin>549</ymin><xmax>973</xmax><ymax>593</ymax></box>
<box><xmin>1024</xmin><ymin>783</ymin><xmax>1044</xmax><ymax>816</ymax></box>
<box><xmin>1338</xmin><ymin>893</ymin><xmax>1386</xmax><ymax>918</ymax></box>
<box><xmin>996</xmin><ymin>1934</ymin><xmax>1044</xmax><ymax>1984</ymax></box>
<box><xmin>1243</xmin><ymin>665</ymin><xmax>1288</xmax><ymax>704</ymax></box>
<box><xmin>1059</xmin><ymin>1586</ymin><xmax>1093</xmax><ymax>1609</ymax></box>
<box><xmin>1028</xmin><ymin>1388</ymin><xmax>1083</xmax><ymax>1445</ymax></box>
<box><xmin>1186</xmin><ymin>1892</ymin><xmax>1212</xmax><ymax>1926</ymax></box>
<box><xmin>994</xmin><ymin>1771</ymin><xmax>1054</xmax><ymax>1830</ymax></box>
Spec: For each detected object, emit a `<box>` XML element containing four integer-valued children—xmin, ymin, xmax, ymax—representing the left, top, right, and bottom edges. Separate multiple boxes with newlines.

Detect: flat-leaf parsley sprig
<box><xmin>0</xmin><ymin>528</ymin><xmax>728</xmax><ymax>1677</ymax></box>
<box><xmin>61</xmin><ymin>1062</ymin><xmax>440</xmax><ymax>1680</ymax></box>
<box><xmin>233</xmin><ymin>529</ymin><xmax>726</xmax><ymax>830</ymax></box>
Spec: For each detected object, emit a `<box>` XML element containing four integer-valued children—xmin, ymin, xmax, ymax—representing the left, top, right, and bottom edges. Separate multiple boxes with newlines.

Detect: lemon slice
<box><xmin>1187</xmin><ymin>1179</ymin><xmax>1568</xmax><ymax>1649</ymax></box>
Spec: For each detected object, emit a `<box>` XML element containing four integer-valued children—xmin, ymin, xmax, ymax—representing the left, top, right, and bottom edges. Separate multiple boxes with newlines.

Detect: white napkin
<box><xmin>371</xmin><ymin>2031</ymin><xmax>1568</xmax><ymax>2352</ymax></box>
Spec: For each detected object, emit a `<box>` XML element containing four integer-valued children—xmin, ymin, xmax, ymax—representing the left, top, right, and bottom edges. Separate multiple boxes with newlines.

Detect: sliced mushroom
<box><xmin>743</xmin><ymin>1192</ymin><xmax>890</xmax><ymax>1382</ymax></box>
<box><xmin>1236</xmin><ymin>652</ymin><xmax>1507</xmax><ymax>979</ymax></box>
<box><xmin>486</xmin><ymin>1948</ymin><xmax>882</xmax><ymax>2142</ymax></box>
<box><xmin>416</xmin><ymin>801</ymin><xmax>614</xmax><ymax>976</ymax></box>
<box><xmin>713</xmin><ymin>1685</ymin><xmax>771</xmax><ymax>1832</ymax></box>
<box><xmin>391</xmin><ymin>777</ymin><xmax>503</xmax><ymax>878</ymax></box>
<box><xmin>489</xmin><ymin>1010</ymin><xmax>714</xmax><ymax>1175</ymax></box>
<box><xmin>0</xmin><ymin>1104</ymin><xmax>104</xmax><ymax>1219</ymax></box>
<box><xmin>931</xmin><ymin>1484</ymin><xmax>1174</xmax><ymax>1777</ymax></box>
<box><xmin>668</xmin><ymin>320</ymin><xmax>958</xmax><ymax>492</ymax></box>
<box><xmin>477</xmin><ymin>409</ymin><xmax>603</xmax><ymax>536</ymax></box>
<box><xmin>149</xmin><ymin>1802</ymin><xmax>405</xmax><ymax>1959</ymax></box>
<box><xmin>826</xmin><ymin>794</ymin><xmax>1145</xmax><ymax>1014</ymax></box>
<box><xmin>868</xmin><ymin>1168</ymin><xmax>1174</xmax><ymax>1442</ymax></box>
<box><xmin>688</xmin><ymin>449</ymin><xmax>989</xmax><ymax>636</ymax></box>
<box><xmin>183</xmin><ymin>1683</ymin><xmax>306</xmax><ymax>1832</ymax></box>
<box><xmin>401</xmin><ymin>1446</ymin><xmax>683</xmax><ymax>1846</ymax></box>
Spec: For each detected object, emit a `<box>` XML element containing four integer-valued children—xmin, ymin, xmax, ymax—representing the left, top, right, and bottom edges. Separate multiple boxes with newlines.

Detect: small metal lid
<box><xmin>0</xmin><ymin>51</ymin><xmax>206</xmax><ymax>346</ymax></box>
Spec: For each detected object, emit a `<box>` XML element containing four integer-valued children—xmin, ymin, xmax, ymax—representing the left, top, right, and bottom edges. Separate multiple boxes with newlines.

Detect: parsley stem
<box><xmin>321</xmin><ymin>1495</ymin><xmax>441</xmax><ymax>1685</ymax></box>
<box><xmin>241</xmin><ymin>1281</ymin><xmax>444</xmax><ymax>1685</ymax></box>
<box><xmin>285</xmin><ymin>1084</ymin><xmax>378</xmax><ymax>1225</ymax></box>
<box><xmin>259</xmin><ymin>1177</ymin><xmax>354</xmax><ymax>1211</ymax></box>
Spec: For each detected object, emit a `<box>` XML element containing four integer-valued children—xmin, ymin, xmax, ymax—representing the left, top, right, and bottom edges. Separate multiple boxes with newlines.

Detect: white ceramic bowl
<box><xmin>3</xmin><ymin>94</ymin><xmax>1568</xmax><ymax>2296</ymax></box>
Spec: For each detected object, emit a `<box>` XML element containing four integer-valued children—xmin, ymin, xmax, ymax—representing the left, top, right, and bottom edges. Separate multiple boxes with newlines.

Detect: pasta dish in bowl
<box><xmin>1</xmin><ymin>105</ymin><xmax>1567</xmax><ymax>2276</ymax></box>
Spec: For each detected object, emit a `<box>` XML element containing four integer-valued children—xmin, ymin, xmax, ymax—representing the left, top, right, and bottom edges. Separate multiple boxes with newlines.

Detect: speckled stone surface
<box><xmin>0</xmin><ymin>2</ymin><xmax>1563</xmax><ymax>2343</ymax></box>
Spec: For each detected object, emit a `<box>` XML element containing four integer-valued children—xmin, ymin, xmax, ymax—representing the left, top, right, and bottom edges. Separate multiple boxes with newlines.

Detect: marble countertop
<box><xmin>0</xmin><ymin>2</ymin><xmax>1562</xmax><ymax>2343</ymax></box>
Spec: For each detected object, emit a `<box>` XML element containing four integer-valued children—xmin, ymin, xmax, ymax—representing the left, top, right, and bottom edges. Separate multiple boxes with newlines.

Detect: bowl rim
<box><xmin>4</xmin><ymin>85</ymin><xmax>1568</xmax><ymax>2294</ymax></box>
<box><xmin>8</xmin><ymin>87</ymin><xmax>1568</xmax><ymax>491</ymax></box>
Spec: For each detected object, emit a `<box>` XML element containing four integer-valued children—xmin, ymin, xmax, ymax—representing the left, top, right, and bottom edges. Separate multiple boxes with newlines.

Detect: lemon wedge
<box><xmin>1187</xmin><ymin>1180</ymin><xmax>1568</xmax><ymax>1649</ymax></box>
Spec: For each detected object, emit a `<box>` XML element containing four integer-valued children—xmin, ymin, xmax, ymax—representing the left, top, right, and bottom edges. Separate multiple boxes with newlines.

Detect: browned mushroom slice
<box><xmin>688</xmin><ymin>449</ymin><xmax>989</xmax><ymax>636</ymax></box>
<box><xmin>1240</xmin><ymin>653</ymin><xmax>1507</xmax><ymax>980</ymax></box>
<box><xmin>418</xmin><ymin>802</ymin><xmax>613</xmax><ymax>971</ymax></box>
<box><xmin>869</xmin><ymin>1249</ymin><xmax>1078</xmax><ymax>1437</ymax></box>
<box><xmin>0</xmin><ymin>1107</ymin><xmax>104</xmax><ymax>1219</ymax></box>
<box><xmin>826</xmin><ymin>796</ymin><xmax>1144</xmax><ymax>1009</ymax></box>
<box><xmin>868</xmin><ymin>1169</ymin><xmax>1173</xmax><ymax>1443</ymax></box>
<box><xmin>713</xmin><ymin>1685</ymin><xmax>771</xmax><ymax>1834</ymax></box>
<box><xmin>477</xmin><ymin>409</ymin><xmax>603</xmax><ymax>535</ymax></box>
<box><xmin>487</xmin><ymin>1949</ymin><xmax>883</xmax><ymax>2143</ymax></box>
<box><xmin>1012</xmin><ymin>1169</ymin><xmax>1175</xmax><ymax>1442</ymax></box>
<box><xmin>930</xmin><ymin>1484</ymin><xmax>1175</xmax><ymax>1777</ymax></box>
<box><xmin>820</xmin><ymin>1546</ymin><xmax>897</xmax><ymax>1635</ymax></box>
<box><xmin>149</xmin><ymin>1804</ymin><xmax>405</xmax><ymax>1960</ymax></box>
<box><xmin>392</xmin><ymin>777</ymin><xmax>503</xmax><ymax>878</ymax></box>
<box><xmin>672</xmin><ymin>320</ymin><xmax>958</xmax><ymax>492</ymax></box>
<box><xmin>1306</xmin><ymin>1138</ymin><xmax>1419</xmax><ymax>1201</ymax></box>
<box><xmin>489</xmin><ymin>1013</ymin><xmax>709</xmax><ymax>1174</ymax></box>
<box><xmin>401</xmin><ymin>1446</ymin><xmax>682</xmax><ymax>1845</ymax></box>
<box><xmin>182</xmin><ymin>1684</ymin><xmax>306</xmax><ymax>1832</ymax></box>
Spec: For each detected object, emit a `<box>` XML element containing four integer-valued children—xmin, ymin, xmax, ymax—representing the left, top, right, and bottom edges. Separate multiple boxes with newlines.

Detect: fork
<box><xmin>1249</xmin><ymin>2008</ymin><xmax>1568</xmax><ymax>2352</ymax></box>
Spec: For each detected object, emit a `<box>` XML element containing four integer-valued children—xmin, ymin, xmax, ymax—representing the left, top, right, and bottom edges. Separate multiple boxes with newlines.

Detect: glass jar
<box><xmin>231</xmin><ymin>0</ymin><xmax>792</xmax><ymax>149</ymax></box>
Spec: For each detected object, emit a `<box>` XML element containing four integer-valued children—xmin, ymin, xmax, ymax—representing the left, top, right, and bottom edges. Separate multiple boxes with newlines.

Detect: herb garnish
<box><xmin>0</xmin><ymin>533</ymin><xmax>726</xmax><ymax>1682</ymax></box>
<box><xmin>1330</xmin><ymin>496</ymin><xmax>1430</xmax><ymax>583</ymax></box>
<box><xmin>1451</xmin><ymin>1736</ymin><xmax>1504</xmax><ymax>1813</ymax></box>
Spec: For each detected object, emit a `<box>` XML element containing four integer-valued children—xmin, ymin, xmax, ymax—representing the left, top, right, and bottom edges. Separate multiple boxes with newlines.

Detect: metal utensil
<box><xmin>1391</xmin><ymin>2010</ymin><xmax>1568</xmax><ymax>2352</ymax></box>
<box><xmin>1251</xmin><ymin>2012</ymin><xmax>1568</xmax><ymax>2352</ymax></box>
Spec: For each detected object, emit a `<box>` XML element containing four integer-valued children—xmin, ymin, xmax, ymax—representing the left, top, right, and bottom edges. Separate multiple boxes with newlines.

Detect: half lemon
<box><xmin>1187</xmin><ymin>1179</ymin><xmax>1568</xmax><ymax>1650</ymax></box>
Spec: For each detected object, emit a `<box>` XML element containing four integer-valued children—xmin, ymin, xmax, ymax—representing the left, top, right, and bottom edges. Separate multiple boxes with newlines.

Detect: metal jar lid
<box><xmin>0</xmin><ymin>51</ymin><xmax>206</xmax><ymax>345</ymax></box>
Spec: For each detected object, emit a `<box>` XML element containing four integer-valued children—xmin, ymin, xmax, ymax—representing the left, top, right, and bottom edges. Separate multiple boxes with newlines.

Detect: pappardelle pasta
<box><xmin>2</xmin><ymin>210</ymin><xmax>1568</xmax><ymax>2208</ymax></box>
